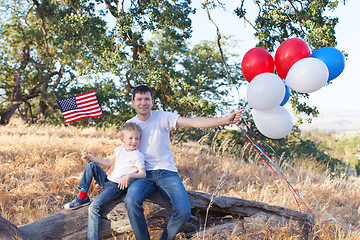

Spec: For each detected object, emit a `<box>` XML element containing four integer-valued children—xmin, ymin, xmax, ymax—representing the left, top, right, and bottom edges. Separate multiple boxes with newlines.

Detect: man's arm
<box><xmin>176</xmin><ymin>110</ymin><xmax>242</xmax><ymax>128</ymax></box>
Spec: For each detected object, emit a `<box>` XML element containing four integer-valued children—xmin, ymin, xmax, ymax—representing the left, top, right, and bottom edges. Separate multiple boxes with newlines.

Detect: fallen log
<box><xmin>0</xmin><ymin>216</ymin><xmax>27</xmax><ymax>240</ymax></box>
<box><xmin>15</xmin><ymin>190</ymin><xmax>311</xmax><ymax>239</ymax></box>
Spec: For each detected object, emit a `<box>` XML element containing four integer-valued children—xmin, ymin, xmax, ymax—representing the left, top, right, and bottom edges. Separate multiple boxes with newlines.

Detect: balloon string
<box><xmin>236</xmin><ymin>125</ymin><xmax>344</xmax><ymax>225</ymax></box>
<box><xmin>254</xmin><ymin>136</ymin><xmax>339</xmax><ymax>224</ymax></box>
<box><xmin>238</xmin><ymin>126</ymin><xmax>309</xmax><ymax>221</ymax></box>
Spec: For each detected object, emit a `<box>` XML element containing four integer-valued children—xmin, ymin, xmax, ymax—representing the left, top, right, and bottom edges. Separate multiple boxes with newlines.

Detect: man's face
<box><xmin>132</xmin><ymin>92</ymin><xmax>154</xmax><ymax>119</ymax></box>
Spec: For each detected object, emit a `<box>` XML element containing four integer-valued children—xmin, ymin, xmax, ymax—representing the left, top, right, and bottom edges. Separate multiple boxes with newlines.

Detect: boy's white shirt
<box><xmin>107</xmin><ymin>145</ymin><xmax>145</xmax><ymax>183</ymax></box>
<box><xmin>128</xmin><ymin>110</ymin><xmax>179</xmax><ymax>172</ymax></box>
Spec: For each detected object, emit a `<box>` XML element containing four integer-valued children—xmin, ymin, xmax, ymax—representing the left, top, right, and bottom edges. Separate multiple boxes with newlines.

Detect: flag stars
<box><xmin>58</xmin><ymin>97</ymin><xmax>78</xmax><ymax>112</ymax></box>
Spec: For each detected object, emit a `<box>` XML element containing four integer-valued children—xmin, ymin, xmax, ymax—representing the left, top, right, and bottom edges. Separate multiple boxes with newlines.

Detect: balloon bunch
<box><xmin>242</xmin><ymin>38</ymin><xmax>345</xmax><ymax>139</ymax></box>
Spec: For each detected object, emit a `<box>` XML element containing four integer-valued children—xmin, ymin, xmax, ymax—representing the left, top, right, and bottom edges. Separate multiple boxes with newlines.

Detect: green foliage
<box><xmin>301</xmin><ymin>130</ymin><xmax>359</xmax><ymax>174</ymax></box>
<box><xmin>1</xmin><ymin>0</ymin><xmax>243</xmax><ymax>125</ymax></box>
<box><xmin>146</xmin><ymin>38</ymin><xmax>240</xmax><ymax>116</ymax></box>
<box><xmin>235</xmin><ymin>0</ymin><xmax>339</xmax><ymax>51</ymax></box>
<box><xmin>0</xmin><ymin>0</ymin><xmax>117</xmax><ymax>124</ymax></box>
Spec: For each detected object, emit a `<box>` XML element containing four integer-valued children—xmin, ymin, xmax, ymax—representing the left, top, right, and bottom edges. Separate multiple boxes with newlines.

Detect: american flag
<box><xmin>56</xmin><ymin>90</ymin><xmax>102</xmax><ymax>123</ymax></box>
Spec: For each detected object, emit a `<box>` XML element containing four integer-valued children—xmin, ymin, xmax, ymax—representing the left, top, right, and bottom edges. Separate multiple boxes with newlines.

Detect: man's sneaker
<box><xmin>64</xmin><ymin>196</ymin><xmax>90</xmax><ymax>210</ymax></box>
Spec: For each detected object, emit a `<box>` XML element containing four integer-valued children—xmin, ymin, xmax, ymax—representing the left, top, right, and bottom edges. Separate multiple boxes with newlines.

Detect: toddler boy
<box><xmin>64</xmin><ymin>122</ymin><xmax>145</xmax><ymax>240</ymax></box>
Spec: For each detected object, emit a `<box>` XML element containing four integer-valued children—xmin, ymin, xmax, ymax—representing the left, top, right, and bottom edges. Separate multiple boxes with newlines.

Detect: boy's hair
<box><xmin>132</xmin><ymin>85</ymin><xmax>153</xmax><ymax>100</ymax></box>
<box><xmin>120</xmin><ymin>122</ymin><xmax>142</xmax><ymax>138</ymax></box>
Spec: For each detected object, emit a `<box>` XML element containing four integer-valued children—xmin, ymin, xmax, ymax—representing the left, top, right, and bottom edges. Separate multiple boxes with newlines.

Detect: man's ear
<box><xmin>120</xmin><ymin>136</ymin><xmax>124</xmax><ymax>143</ymax></box>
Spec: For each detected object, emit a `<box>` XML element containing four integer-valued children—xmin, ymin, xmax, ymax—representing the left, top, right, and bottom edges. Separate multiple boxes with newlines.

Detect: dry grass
<box><xmin>0</xmin><ymin>119</ymin><xmax>120</xmax><ymax>225</ymax></box>
<box><xmin>1</xmin><ymin>119</ymin><xmax>360</xmax><ymax>239</ymax></box>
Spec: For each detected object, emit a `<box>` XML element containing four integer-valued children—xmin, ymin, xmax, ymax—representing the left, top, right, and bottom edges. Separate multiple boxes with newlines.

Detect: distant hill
<box><xmin>299</xmin><ymin>108</ymin><xmax>360</xmax><ymax>131</ymax></box>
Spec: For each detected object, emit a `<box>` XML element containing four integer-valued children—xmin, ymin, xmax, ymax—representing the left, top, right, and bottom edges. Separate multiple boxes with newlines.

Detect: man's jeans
<box><xmin>78</xmin><ymin>161</ymin><xmax>126</xmax><ymax>240</ymax></box>
<box><xmin>124</xmin><ymin>170</ymin><xmax>191</xmax><ymax>240</ymax></box>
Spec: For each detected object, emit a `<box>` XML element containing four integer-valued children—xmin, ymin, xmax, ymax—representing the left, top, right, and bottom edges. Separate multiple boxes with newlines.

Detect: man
<box><xmin>125</xmin><ymin>85</ymin><xmax>241</xmax><ymax>240</ymax></box>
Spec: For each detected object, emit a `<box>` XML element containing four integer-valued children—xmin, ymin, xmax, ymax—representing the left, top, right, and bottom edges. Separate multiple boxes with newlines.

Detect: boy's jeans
<box><xmin>77</xmin><ymin>161</ymin><xmax>126</xmax><ymax>240</ymax></box>
<box><xmin>124</xmin><ymin>169</ymin><xmax>191</xmax><ymax>240</ymax></box>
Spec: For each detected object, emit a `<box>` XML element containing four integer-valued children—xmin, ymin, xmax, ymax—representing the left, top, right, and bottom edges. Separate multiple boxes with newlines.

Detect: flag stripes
<box><xmin>57</xmin><ymin>90</ymin><xmax>102</xmax><ymax>123</ymax></box>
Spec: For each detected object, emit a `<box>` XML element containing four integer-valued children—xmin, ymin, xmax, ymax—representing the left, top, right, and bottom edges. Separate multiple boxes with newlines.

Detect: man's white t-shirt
<box><xmin>127</xmin><ymin>110</ymin><xmax>179</xmax><ymax>172</ymax></box>
<box><xmin>107</xmin><ymin>145</ymin><xmax>145</xmax><ymax>183</ymax></box>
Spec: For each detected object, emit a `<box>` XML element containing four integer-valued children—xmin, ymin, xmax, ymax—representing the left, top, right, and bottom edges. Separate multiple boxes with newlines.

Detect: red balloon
<box><xmin>242</xmin><ymin>47</ymin><xmax>275</xmax><ymax>83</ymax></box>
<box><xmin>275</xmin><ymin>38</ymin><xmax>311</xmax><ymax>79</ymax></box>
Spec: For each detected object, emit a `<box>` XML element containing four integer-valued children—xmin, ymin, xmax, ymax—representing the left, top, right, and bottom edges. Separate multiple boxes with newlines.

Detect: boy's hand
<box><xmin>95</xmin><ymin>184</ymin><xmax>103</xmax><ymax>193</ymax></box>
<box><xmin>118</xmin><ymin>175</ymin><xmax>131</xmax><ymax>190</ymax></box>
<box><xmin>81</xmin><ymin>154</ymin><xmax>92</xmax><ymax>163</ymax></box>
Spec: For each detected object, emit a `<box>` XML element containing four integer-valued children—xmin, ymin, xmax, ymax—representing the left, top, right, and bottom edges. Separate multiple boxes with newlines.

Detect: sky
<box><xmin>189</xmin><ymin>0</ymin><xmax>360</xmax><ymax>130</ymax></box>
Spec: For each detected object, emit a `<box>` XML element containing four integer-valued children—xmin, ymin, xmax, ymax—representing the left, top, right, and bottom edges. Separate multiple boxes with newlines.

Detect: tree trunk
<box><xmin>14</xmin><ymin>190</ymin><xmax>312</xmax><ymax>240</ymax></box>
<box><xmin>0</xmin><ymin>42</ymin><xmax>30</xmax><ymax>125</ymax></box>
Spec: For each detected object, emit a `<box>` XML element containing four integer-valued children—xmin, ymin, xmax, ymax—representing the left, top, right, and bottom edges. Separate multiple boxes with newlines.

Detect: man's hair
<box><xmin>120</xmin><ymin>122</ymin><xmax>142</xmax><ymax>138</ymax></box>
<box><xmin>132</xmin><ymin>85</ymin><xmax>153</xmax><ymax>100</ymax></box>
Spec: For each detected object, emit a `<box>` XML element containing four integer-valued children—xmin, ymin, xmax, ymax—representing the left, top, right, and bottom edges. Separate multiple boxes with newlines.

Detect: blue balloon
<box><xmin>311</xmin><ymin>47</ymin><xmax>345</xmax><ymax>81</ymax></box>
<box><xmin>280</xmin><ymin>85</ymin><xmax>290</xmax><ymax>106</ymax></box>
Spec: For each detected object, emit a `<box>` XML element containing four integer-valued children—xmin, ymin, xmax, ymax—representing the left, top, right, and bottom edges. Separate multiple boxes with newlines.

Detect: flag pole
<box><xmin>66</xmin><ymin>122</ymin><xmax>84</xmax><ymax>155</ymax></box>
<box><xmin>53</xmin><ymin>93</ymin><xmax>84</xmax><ymax>155</ymax></box>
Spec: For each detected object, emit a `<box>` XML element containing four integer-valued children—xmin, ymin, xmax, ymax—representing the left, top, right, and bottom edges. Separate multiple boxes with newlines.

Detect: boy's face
<box><xmin>121</xmin><ymin>130</ymin><xmax>141</xmax><ymax>151</ymax></box>
<box><xmin>132</xmin><ymin>92</ymin><xmax>154</xmax><ymax>120</ymax></box>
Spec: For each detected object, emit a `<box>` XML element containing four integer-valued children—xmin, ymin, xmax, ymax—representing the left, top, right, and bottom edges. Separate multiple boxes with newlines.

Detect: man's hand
<box><xmin>224</xmin><ymin>110</ymin><xmax>242</xmax><ymax>125</ymax></box>
<box><xmin>118</xmin><ymin>175</ymin><xmax>131</xmax><ymax>190</ymax></box>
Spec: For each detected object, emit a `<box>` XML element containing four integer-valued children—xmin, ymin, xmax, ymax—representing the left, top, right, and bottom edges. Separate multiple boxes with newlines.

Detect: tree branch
<box><xmin>238</xmin><ymin>0</ymin><xmax>258</xmax><ymax>31</ymax></box>
<box><xmin>104</xmin><ymin>0</ymin><xmax>119</xmax><ymax>18</ymax></box>
<box><xmin>32</xmin><ymin>0</ymin><xmax>53</xmax><ymax>57</ymax></box>
<box><xmin>204</xmin><ymin>0</ymin><xmax>234</xmax><ymax>85</ymax></box>
<box><xmin>25</xmin><ymin>71</ymin><xmax>61</xmax><ymax>101</ymax></box>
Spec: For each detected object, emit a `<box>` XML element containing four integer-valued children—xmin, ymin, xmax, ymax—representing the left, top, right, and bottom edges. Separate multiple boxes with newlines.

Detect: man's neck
<box><xmin>137</xmin><ymin>112</ymin><xmax>151</xmax><ymax>121</ymax></box>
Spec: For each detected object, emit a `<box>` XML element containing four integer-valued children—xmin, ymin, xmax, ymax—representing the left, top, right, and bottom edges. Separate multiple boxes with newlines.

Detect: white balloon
<box><xmin>247</xmin><ymin>73</ymin><xmax>285</xmax><ymax>110</ymax></box>
<box><xmin>252</xmin><ymin>106</ymin><xmax>293</xmax><ymax>139</ymax></box>
<box><xmin>285</xmin><ymin>57</ymin><xmax>329</xmax><ymax>93</ymax></box>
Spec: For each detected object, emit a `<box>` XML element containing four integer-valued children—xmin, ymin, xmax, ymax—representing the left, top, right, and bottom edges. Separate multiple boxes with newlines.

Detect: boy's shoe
<box><xmin>64</xmin><ymin>196</ymin><xmax>90</xmax><ymax>210</ymax></box>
